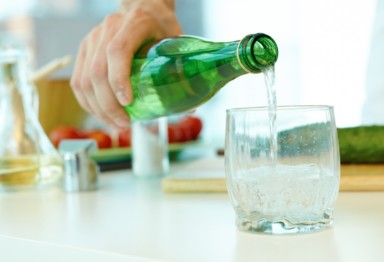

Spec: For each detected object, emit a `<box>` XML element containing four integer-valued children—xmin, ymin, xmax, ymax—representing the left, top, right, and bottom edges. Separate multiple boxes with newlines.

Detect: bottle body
<box><xmin>124</xmin><ymin>33</ymin><xmax>278</xmax><ymax>121</ymax></box>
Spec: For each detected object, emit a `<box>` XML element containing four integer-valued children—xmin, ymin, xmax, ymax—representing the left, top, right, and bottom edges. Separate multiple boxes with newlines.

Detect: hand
<box><xmin>70</xmin><ymin>0</ymin><xmax>182</xmax><ymax>129</ymax></box>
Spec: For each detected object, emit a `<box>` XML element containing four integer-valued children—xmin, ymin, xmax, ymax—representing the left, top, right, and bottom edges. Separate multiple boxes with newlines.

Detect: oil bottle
<box><xmin>0</xmin><ymin>46</ymin><xmax>63</xmax><ymax>191</ymax></box>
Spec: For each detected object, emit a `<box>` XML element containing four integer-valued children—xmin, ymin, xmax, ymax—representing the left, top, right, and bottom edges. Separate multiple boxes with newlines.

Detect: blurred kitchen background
<box><xmin>1</xmin><ymin>0</ymin><xmax>382</xmax><ymax>147</ymax></box>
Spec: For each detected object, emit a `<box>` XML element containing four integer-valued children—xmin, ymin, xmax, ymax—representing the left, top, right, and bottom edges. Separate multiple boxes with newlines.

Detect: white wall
<box><xmin>1</xmin><ymin>0</ymin><xmax>381</xmax><ymax>148</ymax></box>
<box><xmin>196</xmin><ymin>0</ymin><xmax>377</xmax><ymax>147</ymax></box>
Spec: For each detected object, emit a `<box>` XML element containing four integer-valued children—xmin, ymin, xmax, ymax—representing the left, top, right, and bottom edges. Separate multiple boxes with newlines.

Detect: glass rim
<box><xmin>226</xmin><ymin>105</ymin><xmax>334</xmax><ymax>113</ymax></box>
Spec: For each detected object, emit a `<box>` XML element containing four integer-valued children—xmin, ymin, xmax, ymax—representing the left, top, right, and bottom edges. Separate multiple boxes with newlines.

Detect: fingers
<box><xmin>71</xmin><ymin>14</ymin><xmax>131</xmax><ymax>129</ymax></box>
<box><xmin>106</xmin><ymin>10</ymin><xmax>158</xmax><ymax>108</ymax></box>
<box><xmin>105</xmin><ymin>7</ymin><xmax>182</xmax><ymax>107</ymax></box>
<box><xmin>91</xmin><ymin>15</ymin><xmax>131</xmax><ymax>128</ymax></box>
<box><xmin>70</xmin><ymin>37</ymin><xmax>93</xmax><ymax>115</ymax></box>
<box><xmin>71</xmin><ymin>3</ymin><xmax>183</xmax><ymax>129</ymax></box>
<box><xmin>73</xmin><ymin>27</ymin><xmax>117</xmax><ymax>127</ymax></box>
<box><xmin>81</xmin><ymin>29</ymin><xmax>108</xmax><ymax>121</ymax></box>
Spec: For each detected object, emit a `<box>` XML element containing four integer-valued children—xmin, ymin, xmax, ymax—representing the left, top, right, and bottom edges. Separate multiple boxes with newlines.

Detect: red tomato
<box><xmin>178</xmin><ymin>116</ymin><xmax>203</xmax><ymax>140</ymax></box>
<box><xmin>178</xmin><ymin>122</ymin><xmax>195</xmax><ymax>142</ymax></box>
<box><xmin>84</xmin><ymin>130</ymin><xmax>112</xmax><ymax>149</ymax></box>
<box><xmin>167</xmin><ymin>123</ymin><xmax>183</xmax><ymax>143</ymax></box>
<box><xmin>118</xmin><ymin>128</ymin><xmax>132</xmax><ymax>147</ymax></box>
<box><xmin>49</xmin><ymin>126</ymin><xmax>83</xmax><ymax>148</ymax></box>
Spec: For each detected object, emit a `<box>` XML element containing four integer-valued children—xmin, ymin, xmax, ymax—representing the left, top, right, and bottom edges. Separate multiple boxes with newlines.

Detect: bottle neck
<box><xmin>0</xmin><ymin>50</ymin><xmax>28</xmax><ymax>88</ymax></box>
<box><xmin>0</xmin><ymin>51</ymin><xmax>36</xmax><ymax>144</ymax></box>
<box><xmin>236</xmin><ymin>33</ymin><xmax>278</xmax><ymax>73</ymax></box>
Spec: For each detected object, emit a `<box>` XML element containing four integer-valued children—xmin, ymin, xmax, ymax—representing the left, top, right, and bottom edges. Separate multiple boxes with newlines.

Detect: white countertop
<box><xmin>1</xmin><ymin>158</ymin><xmax>384</xmax><ymax>262</ymax></box>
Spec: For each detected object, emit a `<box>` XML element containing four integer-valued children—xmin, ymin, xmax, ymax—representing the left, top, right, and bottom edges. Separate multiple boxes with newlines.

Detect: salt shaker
<box><xmin>132</xmin><ymin>117</ymin><xmax>169</xmax><ymax>177</ymax></box>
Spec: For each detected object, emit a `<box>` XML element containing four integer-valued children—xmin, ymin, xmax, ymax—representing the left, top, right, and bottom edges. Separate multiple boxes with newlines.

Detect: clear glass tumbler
<box><xmin>225</xmin><ymin>105</ymin><xmax>340</xmax><ymax>234</ymax></box>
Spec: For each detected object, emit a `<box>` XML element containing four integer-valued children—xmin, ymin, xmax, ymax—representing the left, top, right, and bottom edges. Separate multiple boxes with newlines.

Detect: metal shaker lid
<box><xmin>59</xmin><ymin>139</ymin><xmax>99</xmax><ymax>192</ymax></box>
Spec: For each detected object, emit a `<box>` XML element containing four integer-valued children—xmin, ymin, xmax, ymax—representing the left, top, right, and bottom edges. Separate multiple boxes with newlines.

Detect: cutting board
<box><xmin>162</xmin><ymin>158</ymin><xmax>384</xmax><ymax>193</ymax></box>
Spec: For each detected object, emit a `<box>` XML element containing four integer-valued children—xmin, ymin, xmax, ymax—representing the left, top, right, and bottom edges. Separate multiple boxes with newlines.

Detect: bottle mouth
<box><xmin>237</xmin><ymin>33</ymin><xmax>278</xmax><ymax>73</ymax></box>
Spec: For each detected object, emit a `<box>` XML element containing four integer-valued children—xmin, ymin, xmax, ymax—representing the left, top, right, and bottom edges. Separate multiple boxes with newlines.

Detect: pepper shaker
<box><xmin>59</xmin><ymin>139</ymin><xmax>99</xmax><ymax>192</ymax></box>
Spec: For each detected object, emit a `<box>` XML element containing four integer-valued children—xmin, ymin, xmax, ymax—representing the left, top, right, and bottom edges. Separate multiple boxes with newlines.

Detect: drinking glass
<box><xmin>225</xmin><ymin>105</ymin><xmax>340</xmax><ymax>234</ymax></box>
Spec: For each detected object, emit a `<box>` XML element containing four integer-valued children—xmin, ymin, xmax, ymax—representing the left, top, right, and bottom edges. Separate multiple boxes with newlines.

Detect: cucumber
<box><xmin>338</xmin><ymin>125</ymin><xmax>384</xmax><ymax>163</ymax></box>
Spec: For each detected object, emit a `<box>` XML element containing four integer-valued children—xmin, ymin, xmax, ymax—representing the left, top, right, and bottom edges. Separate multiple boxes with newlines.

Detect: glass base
<box><xmin>236</xmin><ymin>213</ymin><xmax>333</xmax><ymax>234</ymax></box>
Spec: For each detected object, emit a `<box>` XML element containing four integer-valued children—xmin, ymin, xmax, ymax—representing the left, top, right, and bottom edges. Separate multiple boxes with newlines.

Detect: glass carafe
<box><xmin>0</xmin><ymin>47</ymin><xmax>63</xmax><ymax>191</ymax></box>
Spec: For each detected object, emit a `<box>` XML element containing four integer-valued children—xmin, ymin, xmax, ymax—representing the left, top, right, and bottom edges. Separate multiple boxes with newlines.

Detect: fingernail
<box><xmin>115</xmin><ymin>116</ymin><xmax>130</xmax><ymax>128</ymax></box>
<box><xmin>116</xmin><ymin>90</ymin><xmax>129</xmax><ymax>106</ymax></box>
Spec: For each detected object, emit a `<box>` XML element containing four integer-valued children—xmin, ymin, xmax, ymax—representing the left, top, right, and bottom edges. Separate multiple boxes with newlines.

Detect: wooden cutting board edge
<box><xmin>162</xmin><ymin>164</ymin><xmax>384</xmax><ymax>193</ymax></box>
<box><xmin>340</xmin><ymin>164</ymin><xmax>384</xmax><ymax>191</ymax></box>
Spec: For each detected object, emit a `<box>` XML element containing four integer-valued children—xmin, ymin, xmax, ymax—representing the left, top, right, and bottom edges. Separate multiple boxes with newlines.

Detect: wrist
<box><xmin>119</xmin><ymin>0</ymin><xmax>175</xmax><ymax>12</ymax></box>
<box><xmin>163</xmin><ymin>0</ymin><xmax>175</xmax><ymax>10</ymax></box>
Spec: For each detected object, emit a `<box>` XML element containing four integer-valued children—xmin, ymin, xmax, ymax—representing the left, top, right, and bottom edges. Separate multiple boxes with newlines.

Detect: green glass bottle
<box><xmin>124</xmin><ymin>33</ymin><xmax>278</xmax><ymax>121</ymax></box>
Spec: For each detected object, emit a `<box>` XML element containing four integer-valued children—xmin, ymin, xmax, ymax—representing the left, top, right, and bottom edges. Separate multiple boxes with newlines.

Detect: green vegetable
<box><xmin>278</xmin><ymin>123</ymin><xmax>330</xmax><ymax>157</ymax></box>
<box><xmin>338</xmin><ymin>125</ymin><xmax>384</xmax><ymax>163</ymax></box>
<box><xmin>276</xmin><ymin>124</ymin><xmax>384</xmax><ymax>163</ymax></box>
